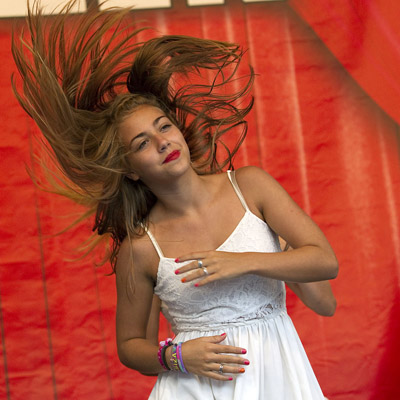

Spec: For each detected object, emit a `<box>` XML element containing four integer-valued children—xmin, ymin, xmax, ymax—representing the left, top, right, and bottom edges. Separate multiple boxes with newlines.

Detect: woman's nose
<box><xmin>156</xmin><ymin>134</ymin><xmax>170</xmax><ymax>152</ymax></box>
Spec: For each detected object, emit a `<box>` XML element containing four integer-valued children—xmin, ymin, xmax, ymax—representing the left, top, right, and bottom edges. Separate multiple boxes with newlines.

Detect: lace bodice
<box><xmin>150</xmin><ymin>171</ymin><xmax>286</xmax><ymax>333</ymax></box>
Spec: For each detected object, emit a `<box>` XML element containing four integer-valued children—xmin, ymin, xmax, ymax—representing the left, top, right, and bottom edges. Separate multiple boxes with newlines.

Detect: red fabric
<box><xmin>0</xmin><ymin>1</ymin><xmax>399</xmax><ymax>399</ymax></box>
<box><xmin>288</xmin><ymin>0</ymin><xmax>400</xmax><ymax>125</ymax></box>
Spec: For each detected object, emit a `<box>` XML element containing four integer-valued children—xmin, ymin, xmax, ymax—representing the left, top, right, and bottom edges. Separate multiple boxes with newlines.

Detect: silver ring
<box><xmin>202</xmin><ymin>267</ymin><xmax>209</xmax><ymax>276</ymax></box>
<box><xmin>219</xmin><ymin>364</ymin><xmax>224</xmax><ymax>374</ymax></box>
<box><xmin>197</xmin><ymin>260</ymin><xmax>203</xmax><ymax>268</ymax></box>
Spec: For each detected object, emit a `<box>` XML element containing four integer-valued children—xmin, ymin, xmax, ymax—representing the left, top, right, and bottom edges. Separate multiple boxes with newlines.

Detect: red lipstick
<box><xmin>163</xmin><ymin>150</ymin><xmax>180</xmax><ymax>164</ymax></box>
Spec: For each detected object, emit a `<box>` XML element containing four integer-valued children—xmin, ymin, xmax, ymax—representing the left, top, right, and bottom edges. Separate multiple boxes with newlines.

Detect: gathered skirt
<box><xmin>149</xmin><ymin>311</ymin><xmax>325</xmax><ymax>400</ymax></box>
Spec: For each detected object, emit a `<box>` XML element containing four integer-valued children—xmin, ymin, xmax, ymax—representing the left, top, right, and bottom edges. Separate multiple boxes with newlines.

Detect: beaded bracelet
<box><xmin>158</xmin><ymin>338</ymin><xmax>173</xmax><ymax>371</ymax></box>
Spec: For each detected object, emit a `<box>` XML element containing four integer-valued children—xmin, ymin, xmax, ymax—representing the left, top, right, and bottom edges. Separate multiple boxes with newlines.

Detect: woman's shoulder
<box><xmin>116</xmin><ymin>232</ymin><xmax>159</xmax><ymax>280</ymax></box>
<box><xmin>233</xmin><ymin>166</ymin><xmax>280</xmax><ymax>215</ymax></box>
<box><xmin>234</xmin><ymin>165</ymin><xmax>267</xmax><ymax>178</ymax></box>
<box><xmin>234</xmin><ymin>166</ymin><xmax>275</xmax><ymax>192</ymax></box>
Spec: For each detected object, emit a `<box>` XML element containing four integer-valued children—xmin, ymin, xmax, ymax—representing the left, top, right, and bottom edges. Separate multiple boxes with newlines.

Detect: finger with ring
<box><xmin>219</xmin><ymin>364</ymin><xmax>224</xmax><ymax>374</ymax></box>
<box><xmin>197</xmin><ymin>260</ymin><xmax>203</xmax><ymax>268</ymax></box>
<box><xmin>202</xmin><ymin>267</ymin><xmax>209</xmax><ymax>276</ymax></box>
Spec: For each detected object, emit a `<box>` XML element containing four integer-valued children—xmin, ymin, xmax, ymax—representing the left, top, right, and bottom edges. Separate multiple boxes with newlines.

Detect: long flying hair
<box><xmin>12</xmin><ymin>0</ymin><xmax>254</xmax><ymax>269</ymax></box>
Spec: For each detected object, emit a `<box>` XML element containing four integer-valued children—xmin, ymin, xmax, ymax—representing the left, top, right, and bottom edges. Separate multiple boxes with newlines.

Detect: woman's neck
<box><xmin>149</xmin><ymin>169</ymin><xmax>217</xmax><ymax>220</ymax></box>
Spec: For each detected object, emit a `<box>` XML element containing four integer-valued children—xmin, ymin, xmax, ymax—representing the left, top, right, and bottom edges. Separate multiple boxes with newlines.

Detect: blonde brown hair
<box><xmin>12</xmin><ymin>0</ymin><xmax>254</xmax><ymax>269</ymax></box>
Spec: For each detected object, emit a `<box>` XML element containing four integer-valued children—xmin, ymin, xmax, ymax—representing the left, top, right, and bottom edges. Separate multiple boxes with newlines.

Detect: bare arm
<box><xmin>140</xmin><ymin>294</ymin><xmax>162</xmax><ymax>376</ymax></box>
<box><xmin>115</xmin><ymin>238</ymin><xmax>249</xmax><ymax>379</ymax></box>
<box><xmin>279</xmin><ymin>237</ymin><xmax>336</xmax><ymax>316</ymax></box>
<box><xmin>146</xmin><ymin>295</ymin><xmax>162</xmax><ymax>345</ymax></box>
<box><xmin>116</xmin><ymin>239</ymin><xmax>163</xmax><ymax>375</ymax></box>
<box><xmin>247</xmin><ymin>166</ymin><xmax>339</xmax><ymax>282</ymax></box>
<box><xmin>286</xmin><ymin>281</ymin><xmax>336</xmax><ymax>316</ymax></box>
<box><xmin>176</xmin><ymin>166</ymin><xmax>338</xmax><ymax>284</ymax></box>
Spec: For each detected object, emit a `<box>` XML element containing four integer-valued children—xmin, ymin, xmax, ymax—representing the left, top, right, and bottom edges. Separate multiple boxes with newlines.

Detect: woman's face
<box><xmin>119</xmin><ymin>105</ymin><xmax>191</xmax><ymax>186</ymax></box>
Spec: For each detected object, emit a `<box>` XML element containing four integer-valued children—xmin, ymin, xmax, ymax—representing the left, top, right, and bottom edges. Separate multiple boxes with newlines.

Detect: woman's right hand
<box><xmin>166</xmin><ymin>333</ymin><xmax>249</xmax><ymax>381</ymax></box>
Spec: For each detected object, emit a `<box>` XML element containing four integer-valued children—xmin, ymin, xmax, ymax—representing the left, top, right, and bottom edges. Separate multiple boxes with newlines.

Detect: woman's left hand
<box><xmin>174</xmin><ymin>251</ymin><xmax>250</xmax><ymax>287</ymax></box>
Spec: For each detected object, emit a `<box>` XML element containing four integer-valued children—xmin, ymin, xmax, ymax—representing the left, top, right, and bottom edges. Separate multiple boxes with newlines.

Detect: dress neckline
<box><xmin>154</xmin><ymin>210</ymin><xmax>269</xmax><ymax>288</ymax></box>
<box><xmin>147</xmin><ymin>170</ymin><xmax>266</xmax><ymax>261</ymax></box>
<box><xmin>159</xmin><ymin>210</ymin><xmax>267</xmax><ymax>261</ymax></box>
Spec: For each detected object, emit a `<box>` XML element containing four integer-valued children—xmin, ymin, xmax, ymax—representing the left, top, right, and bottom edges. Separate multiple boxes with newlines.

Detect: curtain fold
<box><xmin>288</xmin><ymin>0</ymin><xmax>400</xmax><ymax>125</ymax></box>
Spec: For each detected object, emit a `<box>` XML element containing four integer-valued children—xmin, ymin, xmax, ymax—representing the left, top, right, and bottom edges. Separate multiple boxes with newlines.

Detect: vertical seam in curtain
<box><xmin>283</xmin><ymin>13</ymin><xmax>311</xmax><ymax>214</ymax></box>
<box><xmin>93</xmin><ymin>269</ymin><xmax>115</xmax><ymax>399</ymax></box>
<box><xmin>243</xmin><ymin>3</ymin><xmax>263</xmax><ymax>169</ymax></box>
<box><xmin>0</xmin><ymin>283</ymin><xmax>11</xmax><ymax>400</ymax></box>
<box><xmin>225</xmin><ymin>2</ymin><xmax>250</xmax><ymax>166</ymax></box>
<box><xmin>29</xmin><ymin>129</ymin><xmax>59</xmax><ymax>400</ymax></box>
<box><xmin>377</xmin><ymin>119</ymin><xmax>400</xmax><ymax>269</ymax></box>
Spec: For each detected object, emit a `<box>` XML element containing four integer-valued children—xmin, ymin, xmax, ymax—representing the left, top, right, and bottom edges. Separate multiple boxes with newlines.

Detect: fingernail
<box><xmin>175</xmin><ymin>258</ymin><xmax>180</xmax><ymax>262</ymax></box>
<box><xmin>244</xmin><ymin>360</ymin><xmax>250</xmax><ymax>365</ymax></box>
<box><xmin>221</xmin><ymin>333</ymin><xmax>226</xmax><ymax>336</ymax></box>
<box><xmin>194</xmin><ymin>283</ymin><xmax>199</xmax><ymax>287</ymax></box>
<box><xmin>181</xmin><ymin>277</ymin><xmax>186</xmax><ymax>283</ymax></box>
<box><xmin>175</xmin><ymin>270</ymin><xmax>179</xmax><ymax>274</ymax></box>
<box><xmin>239</xmin><ymin>368</ymin><xmax>245</xmax><ymax>373</ymax></box>
<box><xmin>241</xmin><ymin>349</ymin><xmax>247</xmax><ymax>354</ymax></box>
<box><xmin>228</xmin><ymin>377</ymin><xmax>233</xmax><ymax>381</ymax></box>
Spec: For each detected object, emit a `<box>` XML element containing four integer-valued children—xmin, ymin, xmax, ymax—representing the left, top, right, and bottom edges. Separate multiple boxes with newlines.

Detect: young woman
<box><xmin>12</xmin><ymin>1</ymin><xmax>338</xmax><ymax>398</ymax></box>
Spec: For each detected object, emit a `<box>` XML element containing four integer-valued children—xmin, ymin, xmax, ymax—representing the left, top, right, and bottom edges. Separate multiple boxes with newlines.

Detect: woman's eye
<box><xmin>160</xmin><ymin>124</ymin><xmax>171</xmax><ymax>132</ymax></box>
<box><xmin>137</xmin><ymin>139</ymin><xmax>149</xmax><ymax>150</ymax></box>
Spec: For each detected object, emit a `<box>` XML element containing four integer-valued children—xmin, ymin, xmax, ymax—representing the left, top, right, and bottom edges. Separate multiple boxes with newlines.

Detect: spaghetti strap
<box><xmin>144</xmin><ymin>226</ymin><xmax>165</xmax><ymax>259</ymax></box>
<box><xmin>227</xmin><ymin>170</ymin><xmax>250</xmax><ymax>211</ymax></box>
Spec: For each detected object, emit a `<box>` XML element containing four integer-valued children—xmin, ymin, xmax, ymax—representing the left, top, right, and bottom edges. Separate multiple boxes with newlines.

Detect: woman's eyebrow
<box><xmin>129</xmin><ymin>115</ymin><xmax>166</xmax><ymax>145</ymax></box>
<box><xmin>153</xmin><ymin>115</ymin><xmax>167</xmax><ymax>126</ymax></box>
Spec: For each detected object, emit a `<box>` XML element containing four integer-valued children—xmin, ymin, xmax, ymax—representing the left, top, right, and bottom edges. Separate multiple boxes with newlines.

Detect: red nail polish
<box><xmin>181</xmin><ymin>278</ymin><xmax>186</xmax><ymax>283</ymax></box>
<box><xmin>241</xmin><ymin>349</ymin><xmax>247</xmax><ymax>354</ymax></box>
<box><xmin>194</xmin><ymin>283</ymin><xmax>199</xmax><ymax>287</ymax></box>
<box><xmin>175</xmin><ymin>258</ymin><xmax>180</xmax><ymax>262</ymax></box>
<box><xmin>244</xmin><ymin>360</ymin><xmax>250</xmax><ymax>365</ymax></box>
<box><xmin>228</xmin><ymin>377</ymin><xmax>233</xmax><ymax>381</ymax></box>
<box><xmin>221</xmin><ymin>333</ymin><xmax>226</xmax><ymax>336</ymax></box>
<box><xmin>175</xmin><ymin>270</ymin><xmax>179</xmax><ymax>275</ymax></box>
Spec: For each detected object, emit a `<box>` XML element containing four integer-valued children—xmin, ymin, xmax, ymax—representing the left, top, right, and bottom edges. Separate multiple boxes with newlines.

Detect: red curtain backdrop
<box><xmin>0</xmin><ymin>1</ymin><xmax>399</xmax><ymax>399</ymax></box>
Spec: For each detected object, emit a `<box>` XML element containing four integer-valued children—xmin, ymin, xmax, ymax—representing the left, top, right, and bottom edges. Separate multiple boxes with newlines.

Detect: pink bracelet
<box><xmin>158</xmin><ymin>338</ymin><xmax>173</xmax><ymax>371</ymax></box>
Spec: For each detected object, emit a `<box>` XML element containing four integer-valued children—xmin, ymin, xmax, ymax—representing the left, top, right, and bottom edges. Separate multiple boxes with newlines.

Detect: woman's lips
<box><xmin>163</xmin><ymin>150</ymin><xmax>180</xmax><ymax>164</ymax></box>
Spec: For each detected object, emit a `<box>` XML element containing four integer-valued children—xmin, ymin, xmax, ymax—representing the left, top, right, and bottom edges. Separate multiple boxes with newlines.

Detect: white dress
<box><xmin>147</xmin><ymin>171</ymin><xmax>326</xmax><ymax>400</ymax></box>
